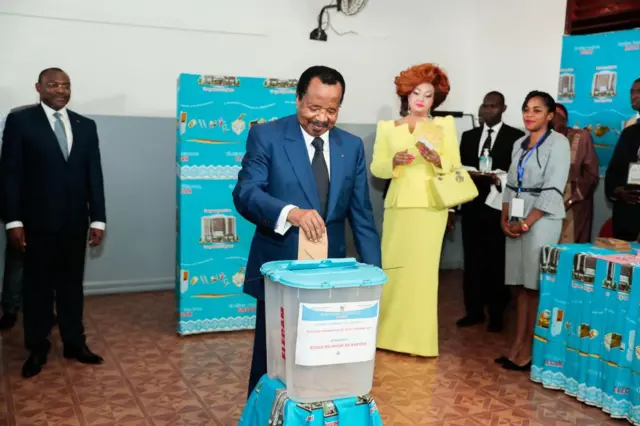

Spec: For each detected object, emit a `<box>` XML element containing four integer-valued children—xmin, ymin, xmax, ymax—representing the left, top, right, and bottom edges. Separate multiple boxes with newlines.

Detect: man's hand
<box><xmin>614</xmin><ymin>186</ymin><xmax>640</xmax><ymax>204</ymax></box>
<box><xmin>287</xmin><ymin>208</ymin><xmax>325</xmax><ymax>242</ymax></box>
<box><xmin>89</xmin><ymin>228</ymin><xmax>104</xmax><ymax>247</ymax></box>
<box><xmin>446</xmin><ymin>211</ymin><xmax>455</xmax><ymax>232</ymax></box>
<box><xmin>7</xmin><ymin>227</ymin><xmax>26</xmax><ymax>251</ymax></box>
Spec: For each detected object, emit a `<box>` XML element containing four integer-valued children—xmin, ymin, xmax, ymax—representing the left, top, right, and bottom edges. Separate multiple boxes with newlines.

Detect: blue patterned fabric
<box><xmin>532</xmin><ymin>243</ymin><xmax>640</xmax><ymax>422</ymax></box>
<box><xmin>238</xmin><ymin>375</ymin><xmax>383</xmax><ymax>426</ymax></box>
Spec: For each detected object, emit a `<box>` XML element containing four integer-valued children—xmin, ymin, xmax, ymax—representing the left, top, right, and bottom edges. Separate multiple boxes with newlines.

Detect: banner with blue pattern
<box><xmin>175</xmin><ymin>73</ymin><xmax>297</xmax><ymax>335</ymax></box>
<box><xmin>558</xmin><ymin>29</ymin><xmax>640</xmax><ymax>176</ymax></box>
<box><xmin>532</xmin><ymin>243</ymin><xmax>640</xmax><ymax>423</ymax></box>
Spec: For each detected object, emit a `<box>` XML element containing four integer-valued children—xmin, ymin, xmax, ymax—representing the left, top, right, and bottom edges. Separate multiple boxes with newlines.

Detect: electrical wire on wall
<box><xmin>321</xmin><ymin>0</ymin><xmax>360</xmax><ymax>37</ymax></box>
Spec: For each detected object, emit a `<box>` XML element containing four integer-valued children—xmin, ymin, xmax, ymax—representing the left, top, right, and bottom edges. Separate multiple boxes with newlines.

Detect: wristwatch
<box><xmin>521</xmin><ymin>221</ymin><xmax>530</xmax><ymax>232</ymax></box>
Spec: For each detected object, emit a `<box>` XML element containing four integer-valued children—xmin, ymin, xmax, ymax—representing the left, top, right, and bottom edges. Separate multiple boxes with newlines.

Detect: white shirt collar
<box><xmin>300</xmin><ymin>126</ymin><xmax>330</xmax><ymax>151</ymax></box>
<box><xmin>40</xmin><ymin>101</ymin><xmax>68</xmax><ymax>120</ymax></box>
<box><xmin>483</xmin><ymin>121</ymin><xmax>503</xmax><ymax>135</ymax></box>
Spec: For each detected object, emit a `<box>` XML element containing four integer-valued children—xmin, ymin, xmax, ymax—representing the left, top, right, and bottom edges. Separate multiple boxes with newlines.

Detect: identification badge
<box><xmin>627</xmin><ymin>163</ymin><xmax>640</xmax><ymax>185</ymax></box>
<box><xmin>417</xmin><ymin>137</ymin><xmax>435</xmax><ymax>151</ymax></box>
<box><xmin>510</xmin><ymin>198</ymin><xmax>525</xmax><ymax>218</ymax></box>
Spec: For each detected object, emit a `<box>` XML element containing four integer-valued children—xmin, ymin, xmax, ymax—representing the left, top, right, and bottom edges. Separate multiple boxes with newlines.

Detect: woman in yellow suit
<box><xmin>371</xmin><ymin>63</ymin><xmax>459</xmax><ymax>357</ymax></box>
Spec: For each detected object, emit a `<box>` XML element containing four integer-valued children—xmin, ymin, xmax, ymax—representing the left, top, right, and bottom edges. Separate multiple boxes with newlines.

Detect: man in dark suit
<box><xmin>233</xmin><ymin>66</ymin><xmax>382</xmax><ymax>397</ymax></box>
<box><xmin>605</xmin><ymin>122</ymin><xmax>640</xmax><ymax>241</ymax></box>
<box><xmin>456</xmin><ymin>91</ymin><xmax>524</xmax><ymax>332</ymax></box>
<box><xmin>0</xmin><ymin>105</ymin><xmax>58</xmax><ymax>331</ymax></box>
<box><xmin>0</xmin><ymin>68</ymin><xmax>106</xmax><ymax>378</ymax></box>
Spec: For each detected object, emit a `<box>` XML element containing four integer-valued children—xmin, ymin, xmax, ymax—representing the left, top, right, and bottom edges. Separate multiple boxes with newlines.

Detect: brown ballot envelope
<box><xmin>298</xmin><ymin>232</ymin><xmax>328</xmax><ymax>260</ymax></box>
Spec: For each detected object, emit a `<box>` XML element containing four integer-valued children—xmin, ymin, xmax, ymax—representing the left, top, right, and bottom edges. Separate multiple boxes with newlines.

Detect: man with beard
<box><xmin>456</xmin><ymin>91</ymin><xmax>524</xmax><ymax>332</ymax></box>
<box><xmin>0</xmin><ymin>68</ymin><xmax>106</xmax><ymax>377</ymax></box>
<box><xmin>233</xmin><ymin>65</ymin><xmax>381</xmax><ymax>397</ymax></box>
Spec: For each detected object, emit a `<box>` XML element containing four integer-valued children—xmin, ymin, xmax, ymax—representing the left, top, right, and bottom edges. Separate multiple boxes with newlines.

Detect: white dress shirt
<box><xmin>274</xmin><ymin>127</ymin><xmax>331</xmax><ymax>235</ymax></box>
<box><xmin>477</xmin><ymin>122</ymin><xmax>503</xmax><ymax>157</ymax></box>
<box><xmin>5</xmin><ymin>102</ymin><xmax>106</xmax><ymax>231</ymax></box>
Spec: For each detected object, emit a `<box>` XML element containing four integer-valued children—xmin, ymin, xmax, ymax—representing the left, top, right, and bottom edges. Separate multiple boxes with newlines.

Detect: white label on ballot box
<box><xmin>295</xmin><ymin>301</ymin><xmax>379</xmax><ymax>367</ymax></box>
<box><xmin>628</xmin><ymin>163</ymin><xmax>640</xmax><ymax>185</ymax></box>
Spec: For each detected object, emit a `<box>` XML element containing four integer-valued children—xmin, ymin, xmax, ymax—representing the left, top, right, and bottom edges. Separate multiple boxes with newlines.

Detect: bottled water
<box><xmin>479</xmin><ymin>148</ymin><xmax>492</xmax><ymax>173</ymax></box>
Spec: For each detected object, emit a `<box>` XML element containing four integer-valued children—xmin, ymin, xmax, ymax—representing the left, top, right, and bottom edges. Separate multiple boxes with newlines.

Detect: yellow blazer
<box><xmin>371</xmin><ymin>116</ymin><xmax>461</xmax><ymax>209</ymax></box>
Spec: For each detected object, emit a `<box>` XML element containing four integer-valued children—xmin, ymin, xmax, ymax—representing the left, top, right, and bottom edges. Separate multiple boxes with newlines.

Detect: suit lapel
<box><xmin>67</xmin><ymin>111</ymin><xmax>81</xmax><ymax>161</ymax></box>
<box><xmin>491</xmin><ymin>126</ymin><xmax>508</xmax><ymax>157</ymax></box>
<box><xmin>326</xmin><ymin>129</ymin><xmax>344</xmax><ymax>220</ymax></box>
<box><xmin>282</xmin><ymin>117</ymin><xmax>321</xmax><ymax>211</ymax></box>
<box><xmin>466</xmin><ymin>128</ymin><xmax>482</xmax><ymax>169</ymax></box>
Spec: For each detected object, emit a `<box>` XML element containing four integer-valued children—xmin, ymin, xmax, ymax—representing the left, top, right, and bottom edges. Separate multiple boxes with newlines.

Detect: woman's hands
<box><xmin>393</xmin><ymin>150</ymin><xmax>415</xmax><ymax>168</ymax></box>
<box><xmin>418</xmin><ymin>145</ymin><xmax>442</xmax><ymax>168</ymax></box>
<box><xmin>502</xmin><ymin>220</ymin><xmax>522</xmax><ymax>238</ymax></box>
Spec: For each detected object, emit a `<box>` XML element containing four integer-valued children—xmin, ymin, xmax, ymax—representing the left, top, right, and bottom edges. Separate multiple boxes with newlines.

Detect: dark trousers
<box><xmin>23</xmin><ymin>230</ymin><xmax>87</xmax><ymax>354</ymax></box>
<box><xmin>247</xmin><ymin>300</ymin><xmax>266</xmax><ymax>399</ymax></box>
<box><xmin>1</xmin><ymin>241</ymin><xmax>24</xmax><ymax>314</ymax></box>
<box><xmin>461</xmin><ymin>204</ymin><xmax>509</xmax><ymax>322</ymax></box>
<box><xmin>612</xmin><ymin>220</ymin><xmax>640</xmax><ymax>242</ymax></box>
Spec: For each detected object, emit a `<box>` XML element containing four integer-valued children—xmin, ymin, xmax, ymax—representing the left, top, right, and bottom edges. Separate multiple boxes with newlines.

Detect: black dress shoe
<box><xmin>63</xmin><ymin>344</ymin><xmax>104</xmax><ymax>365</ymax></box>
<box><xmin>487</xmin><ymin>321</ymin><xmax>504</xmax><ymax>333</ymax></box>
<box><xmin>0</xmin><ymin>313</ymin><xmax>17</xmax><ymax>331</ymax></box>
<box><xmin>502</xmin><ymin>359</ymin><xmax>532</xmax><ymax>372</ymax></box>
<box><xmin>456</xmin><ymin>315</ymin><xmax>485</xmax><ymax>327</ymax></box>
<box><xmin>494</xmin><ymin>355</ymin><xmax>509</xmax><ymax>365</ymax></box>
<box><xmin>22</xmin><ymin>353</ymin><xmax>48</xmax><ymax>378</ymax></box>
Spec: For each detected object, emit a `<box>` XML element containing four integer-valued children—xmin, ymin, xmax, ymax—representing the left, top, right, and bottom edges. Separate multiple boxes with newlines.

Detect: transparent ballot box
<box><xmin>261</xmin><ymin>258</ymin><xmax>387</xmax><ymax>402</ymax></box>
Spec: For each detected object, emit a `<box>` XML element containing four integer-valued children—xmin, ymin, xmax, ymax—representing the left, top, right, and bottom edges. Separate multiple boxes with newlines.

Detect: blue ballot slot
<box><xmin>260</xmin><ymin>258</ymin><xmax>387</xmax><ymax>404</ymax></box>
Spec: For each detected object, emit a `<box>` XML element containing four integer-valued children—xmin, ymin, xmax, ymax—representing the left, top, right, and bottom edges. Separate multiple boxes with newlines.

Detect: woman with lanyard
<box><xmin>496</xmin><ymin>91</ymin><xmax>571</xmax><ymax>371</ymax></box>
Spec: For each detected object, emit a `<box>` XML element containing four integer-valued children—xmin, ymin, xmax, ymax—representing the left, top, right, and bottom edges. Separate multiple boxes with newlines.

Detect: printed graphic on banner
<box><xmin>177</xmin><ymin>74</ymin><xmax>296</xmax><ymax>144</ymax></box>
<box><xmin>295</xmin><ymin>301</ymin><xmax>380</xmax><ymax>367</ymax></box>
<box><xmin>176</xmin><ymin>73</ymin><xmax>297</xmax><ymax>335</ymax></box>
<box><xmin>558</xmin><ymin>29</ymin><xmax>640</xmax><ymax>176</ymax></box>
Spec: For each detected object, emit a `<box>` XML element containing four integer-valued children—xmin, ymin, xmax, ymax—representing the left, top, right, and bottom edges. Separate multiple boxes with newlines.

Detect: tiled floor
<box><xmin>0</xmin><ymin>270</ymin><xmax>627</xmax><ymax>425</ymax></box>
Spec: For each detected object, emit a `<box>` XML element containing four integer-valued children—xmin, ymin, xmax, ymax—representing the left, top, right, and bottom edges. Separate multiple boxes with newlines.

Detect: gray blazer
<box><xmin>503</xmin><ymin>129</ymin><xmax>571</xmax><ymax>220</ymax></box>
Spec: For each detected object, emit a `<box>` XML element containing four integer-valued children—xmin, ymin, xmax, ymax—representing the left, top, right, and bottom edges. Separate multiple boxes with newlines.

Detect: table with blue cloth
<box><xmin>238</xmin><ymin>375</ymin><xmax>383</xmax><ymax>426</ymax></box>
<box><xmin>532</xmin><ymin>242</ymin><xmax>640</xmax><ymax>423</ymax></box>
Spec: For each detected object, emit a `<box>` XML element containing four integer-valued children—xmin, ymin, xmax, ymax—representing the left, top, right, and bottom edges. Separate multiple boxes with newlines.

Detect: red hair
<box><xmin>394</xmin><ymin>63</ymin><xmax>450</xmax><ymax>115</ymax></box>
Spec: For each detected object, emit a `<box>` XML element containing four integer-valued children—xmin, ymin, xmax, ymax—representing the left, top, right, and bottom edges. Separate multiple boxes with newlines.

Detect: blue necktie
<box><xmin>53</xmin><ymin>112</ymin><xmax>69</xmax><ymax>160</ymax></box>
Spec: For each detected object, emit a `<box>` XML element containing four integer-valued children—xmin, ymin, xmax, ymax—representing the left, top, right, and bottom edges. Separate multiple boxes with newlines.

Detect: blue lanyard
<box><xmin>516</xmin><ymin>130</ymin><xmax>551</xmax><ymax>194</ymax></box>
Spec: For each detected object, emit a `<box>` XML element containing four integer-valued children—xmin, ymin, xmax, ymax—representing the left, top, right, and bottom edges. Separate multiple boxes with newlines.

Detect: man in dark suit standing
<box><xmin>456</xmin><ymin>92</ymin><xmax>524</xmax><ymax>332</ymax></box>
<box><xmin>233</xmin><ymin>66</ymin><xmax>381</xmax><ymax>397</ymax></box>
<box><xmin>605</xmin><ymin>121</ymin><xmax>640</xmax><ymax>241</ymax></box>
<box><xmin>0</xmin><ymin>68</ymin><xmax>106</xmax><ymax>377</ymax></box>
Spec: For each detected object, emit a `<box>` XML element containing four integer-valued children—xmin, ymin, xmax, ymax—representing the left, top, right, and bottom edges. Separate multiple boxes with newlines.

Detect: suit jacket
<box><xmin>0</xmin><ymin>104</ymin><xmax>106</xmax><ymax>233</ymax></box>
<box><xmin>232</xmin><ymin>114</ymin><xmax>381</xmax><ymax>300</ymax></box>
<box><xmin>459</xmin><ymin>124</ymin><xmax>524</xmax><ymax>208</ymax></box>
<box><xmin>605</xmin><ymin>122</ymin><xmax>640</xmax><ymax>238</ymax></box>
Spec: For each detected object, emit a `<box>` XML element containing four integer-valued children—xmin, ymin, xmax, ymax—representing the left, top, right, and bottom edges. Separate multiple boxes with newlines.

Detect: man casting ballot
<box><xmin>232</xmin><ymin>66</ymin><xmax>381</xmax><ymax>397</ymax></box>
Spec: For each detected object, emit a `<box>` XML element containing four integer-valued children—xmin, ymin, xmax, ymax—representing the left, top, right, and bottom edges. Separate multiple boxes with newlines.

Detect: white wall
<box><xmin>0</xmin><ymin>0</ymin><xmax>566</xmax><ymax>125</ymax></box>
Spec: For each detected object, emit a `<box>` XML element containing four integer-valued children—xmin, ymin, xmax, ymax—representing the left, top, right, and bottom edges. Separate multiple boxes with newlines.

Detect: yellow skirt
<box><xmin>376</xmin><ymin>207</ymin><xmax>447</xmax><ymax>357</ymax></box>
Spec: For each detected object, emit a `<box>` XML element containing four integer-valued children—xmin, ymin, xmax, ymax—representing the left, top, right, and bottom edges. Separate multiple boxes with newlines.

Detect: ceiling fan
<box><xmin>310</xmin><ymin>0</ymin><xmax>369</xmax><ymax>41</ymax></box>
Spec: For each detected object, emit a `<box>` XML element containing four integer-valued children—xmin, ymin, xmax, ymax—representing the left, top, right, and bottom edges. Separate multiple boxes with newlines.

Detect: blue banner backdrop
<box><xmin>558</xmin><ymin>29</ymin><xmax>640</xmax><ymax>176</ymax></box>
<box><xmin>176</xmin><ymin>74</ymin><xmax>297</xmax><ymax>335</ymax></box>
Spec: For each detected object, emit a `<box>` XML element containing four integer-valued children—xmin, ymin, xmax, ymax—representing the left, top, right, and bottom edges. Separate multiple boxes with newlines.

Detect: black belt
<box><xmin>506</xmin><ymin>185</ymin><xmax>563</xmax><ymax>196</ymax></box>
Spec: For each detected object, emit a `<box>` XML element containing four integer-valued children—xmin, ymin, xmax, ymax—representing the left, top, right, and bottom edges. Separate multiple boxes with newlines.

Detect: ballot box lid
<box><xmin>260</xmin><ymin>258</ymin><xmax>387</xmax><ymax>290</ymax></box>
